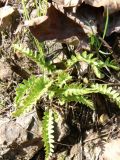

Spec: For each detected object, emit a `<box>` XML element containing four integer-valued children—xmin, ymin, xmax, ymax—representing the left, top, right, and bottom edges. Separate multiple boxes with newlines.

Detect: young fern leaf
<box><xmin>13</xmin><ymin>76</ymin><xmax>53</xmax><ymax>117</ymax></box>
<box><xmin>59</xmin><ymin>95</ymin><xmax>94</xmax><ymax>110</ymax></box>
<box><xmin>104</xmin><ymin>57</ymin><xmax>119</xmax><ymax>70</ymax></box>
<box><xmin>91</xmin><ymin>65</ymin><xmax>104</xmax><ymax>79</ymax></box>
<box><xmin>91</xmin><ymin>84</ymin><xmax>120</xmax><ymax>107</ymax></box>
<box><xmin>67</xmin><ymin>52</ymin><xmax>119</xmax><ymax>78</ymax></box>
<box><xmin>53</xmin><ymin>83</ymin><xmax>95</xmax><ymax>109</ymax></box>
<box><xmin>13</xmin><ymin>44</ymin><xmax>55</xmax><ymax>71</ymax></box>
<box><xmin>15</xmin><ymin>76</ymin><xmax>36</xmax><ymax>107</ymax></box>
<box><xmin>62</xmin><ymin>83</ymin><xmax>95</xmax><ymax>96</ymax></box>
<box><xmin>57</xmin><ymin>70</ymin><xmax>72</xmax><ymax>88</ymax></box>
<box><xmin>42</xmin><ymin>109</ymin><xmax>54</xmax><ymax>160</ymax></box>
<box><xmin>48</xmin><ymin>71</ymin><xmax>72</xmax><ymax>99</ymax></box>
<box><xmin>67</xmin><ymin>52</ymin><xmax>104</xmax><ymax>78</ymax></box>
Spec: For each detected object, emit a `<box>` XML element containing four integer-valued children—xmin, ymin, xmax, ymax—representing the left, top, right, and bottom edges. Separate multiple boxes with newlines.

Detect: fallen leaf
<box><xmin>51</xmin><ymin>0</ymin><xmax>120</xmax><ymax>14</ymax></box>
<box><xmin>104</xmin><ymin>12</ymin><xmax>120</xmax><ymax>35</ymax></box>
<box><xmin>0</xmin><ymin>59</ymin><xmax>12</xmax><ymax>81</ymax></box>
<box><xmin>26</xmin><ymin>5</ymin><xmax>87</xmax><ymax>43</ymax></box>
<box><xmin>85</xmin><ymin>0</ymin><xmax>120</xmax><ymax>14</ymax></box>
<box><xmin>27</xmin><ymin>1</ymin><xmax>119</xmax><ymax>51</ymax></box>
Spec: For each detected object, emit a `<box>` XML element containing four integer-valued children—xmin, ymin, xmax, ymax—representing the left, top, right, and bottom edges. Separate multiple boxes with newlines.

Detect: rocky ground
<box><xmin>0</xmin><ymin>0</ymin><xmax>120</xmax><ymax>160</ymax></box>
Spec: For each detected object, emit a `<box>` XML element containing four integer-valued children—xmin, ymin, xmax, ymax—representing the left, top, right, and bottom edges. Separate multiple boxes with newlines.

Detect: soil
<box><xmin>0</xmin><ymin>1</ymin><xmax>120</xmax><ymax>160</ymax></box>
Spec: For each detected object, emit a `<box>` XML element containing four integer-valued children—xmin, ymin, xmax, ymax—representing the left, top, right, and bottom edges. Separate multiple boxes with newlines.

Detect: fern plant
<box><xmin>13</xmin><ymin>75</ymin><xmax>53</xmax><ymax>117</ymax></box>
<box><xmin>91</xmin><ymin>83</ymin><xmax>120</xmax><ymax>107</ymax></box>
<box><xmin>42</xmin><ymin>109</ymin><xmax>54</xmax><ymax>160</ymax></box>
<box><xmin>13</xmin><ymin>41</ymin><xmax>120</xmax><ymax>159</ymax></box>
<box><xmin>67</xmin><ymin>51</ymin><xmax>119</xmax><ymax>78</ymax></box>
<box><xmin>13</xmin><ymin>44</ymin><xmax>55</xmax><ymax>72</ymax></box>
<box><xmin>12</xmin><ymin>3</ymin><xmax>120</xmax><ymax>158</ymax></box>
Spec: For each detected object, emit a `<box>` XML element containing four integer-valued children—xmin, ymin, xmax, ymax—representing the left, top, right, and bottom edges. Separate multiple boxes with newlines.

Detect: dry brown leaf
<box><xmin>51</xmin><ymin>0</ymin><xmax>120</xmax><ymax>14</ymax></box>
<box><xmin>0</xmin><ymin>5</ymin><xmax>19</xmax><ymax>31</ymax></box>
<box><xmin>105</xmin><ymin>12</ymin><xmax>120</xmax><ymax>35</ymax></box>
<box><xmin>27</xmin><ymin>2</ymin><xmax>119</xmax><ymax>51</ymax></box>
<box><xmin>50</xmin><ymin>2</ymin><xmax>103</xmax><ymax>37</ymax></box>
<box><xmin>26</xmin><ymin>4</ymin><xmax>104</xmax><ymax>51</ymax></box>
<box><xmin>0</xmin><ymin>59</ymin><xmax>12</xmax><ymax>81</ymax></box>
<box><xmin>26</xmin><ymin>5</ymin><xmax>87</xmax><ymax>43</ymax></box>
<box><xmin>51</xmin><ymin>0</ymin><xmax>82</xmax><ymax>7</ymax></box>
<box><xmin>85</xmin><ymin>0</ymin><xmax>120</xmax><ymax>14</ymax></box>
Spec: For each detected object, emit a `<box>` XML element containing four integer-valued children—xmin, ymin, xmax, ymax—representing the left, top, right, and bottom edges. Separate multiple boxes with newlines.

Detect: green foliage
<box><xmin>42</xmin><ymin>109</ymin><xmax>54</xmax><ymax>160</ymax></box>
<box><xmin>102</xmin><ymin>7</ymin><xmax>109</xmax><ymax>40</ymax></box>
<box><xmin>13</xmin><ymin>76</ymin><xmax>53</xmax><ymax>116</ymax></box>
<box><xmin>53</xmin><ymin>83</ymin><xmax>94</xmax><ymax>109</ymax></box>
<box><xmin>13</xmin><ymin>44</ymin><xmax>55</xmax><ymax>72</ymax></box>
<box><xmin>90</xmin><ymin>8</ymin><xmax>109</xmax><ymax>50</ymax></box>
<box><xmin>13</xmin><ymin>71</ymin><xmax>120</xmax><ymax>116</ymax></box>
<box><xmin>104</xmin><ymin>57</ymin><xmax>119</xmax><ymax>70</ymax></box>
<box><xmin>22</xmin><ymin>0</ymin><xmax>29</xmax><ymax>19</ymax></box>
<box><xmin>13</xmin><ymin>5</ymin><xmax>120</xmax><ymax>157</ymax></box>
<box><xmin>91</xmin><ymin>84</ymin><xmax>120</xmax><ymax>107</ymax></box>
<box><xmin>13</xmin><ymin>41</ymin><xmax>120</xmax><ymax>159</ymax></box>
<box><xmin>22</xmin><ymin>0</ymin><xmax>47</xmax><ymax>19</ymax></box>
<box><xmin>67</xmin><ymin>51</ymin><xmax>119</xmax><ymax>78</ymax></box>
<box><xmin>56</xmin><ymin>70</ymin><xmax>72</xmax><ymax>88</ymax></box>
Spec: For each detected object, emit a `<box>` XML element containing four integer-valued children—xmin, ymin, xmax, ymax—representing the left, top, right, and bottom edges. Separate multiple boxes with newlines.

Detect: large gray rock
<box><xmin>0</xmin><ymin>111</ymin><xmax>43</xmax><ymax>160</ymax></box>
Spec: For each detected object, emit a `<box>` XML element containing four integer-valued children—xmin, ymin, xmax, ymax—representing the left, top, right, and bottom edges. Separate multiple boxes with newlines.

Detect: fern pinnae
<box><xmin>57</xmin><ymin>70</ymin><xmax>72</xmax><ymax>88</ymax></box>
<box><xmin>62</xmin><ymin>83</ymin><xmax>95</xmax><ymax>96</ymax></box>
<box><xmin>13</xmin><ymin>76</ymin><xmax>53</xmax><ymax>116</ymax></box>
<box><xmin>91</xmin><ymin>84</ymin><xmax>120</xmax><ymax>107</ymax></box>
<box><xmin>13</xmin><ymin>44</ymin><xmax>44</xmax><ymax>67</ymax></box>
<box><xmin>13</xmin><ymin>44</ymin><xmax>55</xmax><ymax>71</ymax></box>
<box><xmin>42</xmin><ymin>109</ymin><xmax>54</xmax><ymax>160</ymax></box>
<box><xmin>59</xmin><ymin>95</ymin><xmax>94</xmax><ymax>109</ymax></box>
<box><xmin>66</xmin><ymin>51</ymin><xmax>119</xmax><ymax>78</ymax></box>
<box><xmin>15</xmin><ymin>76</ymin><xmax>36</xmax><ymax>107</ymax></box>
<box><xmin>104</xmin><ymin>57</ymin><xmax>120</xmax><ymax>70</ymax></box>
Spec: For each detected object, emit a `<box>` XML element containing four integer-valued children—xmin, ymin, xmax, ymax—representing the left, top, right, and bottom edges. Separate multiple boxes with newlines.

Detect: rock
<box><xmin>0</xmin><ymin>59</ymin><xmax>12</xmax><ymax>81</ymax></box>
<box><xmin>101</xmin><ymin>139</ymin><xmax>120</xmax><ymax>160</ymax></box>
<box><xmin>30</xmin><ymin>9</ymin><xmax>38</xmax><ymax>18</ymax></box>
<box><xmin>79</xmin><ymin>61</ymin><xmax>88</xmax><ymax>75</ymax></box>
<box><xmin>0</xmin><ymin>111</ymin><xmax>43</xmax><ymax>160</ymax></box>
<box><xmin>56</xmin><ymin>150</ymin><xmax>68</xmax><ymax>160</ymax></box>
<box><xmin>0</xmin><ymin>5</ymin><xmax>20</xmax><ymax>31</ymax></box>
<box><xmin>67</xmin><ymin>143</ymin><xmax>82</xmax><ymax>160</ymax></box>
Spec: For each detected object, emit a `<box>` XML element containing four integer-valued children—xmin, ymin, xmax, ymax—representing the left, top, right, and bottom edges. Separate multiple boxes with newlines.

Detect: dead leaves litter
<box><xmin>52</xmin><ymin>0</ymin><xmax>120</xmax><ymax>14</ymax></box>
<box><xmin>25</xmin><ymin>0</ymin><xmax>120</xmax><ymax>50</ymax></box>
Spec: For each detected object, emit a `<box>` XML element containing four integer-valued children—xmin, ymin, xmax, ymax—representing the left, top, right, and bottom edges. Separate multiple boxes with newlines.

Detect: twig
<box><xmin>83</xmin><ymin>128</ymin><xmax>120</xmax><ymax>143</ymax></box>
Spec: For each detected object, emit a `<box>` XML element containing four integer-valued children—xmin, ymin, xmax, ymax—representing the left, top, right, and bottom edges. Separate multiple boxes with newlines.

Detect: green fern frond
<box><xmin>67</xmin><ymin>52</ymin><xmax>104</xmax><ymax>78</ymax></box>
<box><xmin>91</xmin><ymin>83</ymin><xmax>120</xmax><ymax>107</ymax></box>
<box><xmin>57</xmin><ymin>70</ymin><xmax>72</xmax><ymax>88</ymax></box>
<box><xmin>91</xmin><ymin>65</ymin><xmax>104</xmax><ymax>78</ymax></box>
<box><xmin>51</xmin><ymin>83</ymin><xmax>94</xmax><ymax>109</ymax></box>
<box><xmin>67</xmin><ymin>52</ymin><xmax>119</xmax><ymax>78</ymax></box>
<box><xmin>59</xmin><ymin>95</ymin><xmax>94</xmax><ymax>110</ymax></box>
<box><xmin>42</xmin><ymin>109</ymin><xmax>54</xmax><ymax>160</ymax></box>
<box><xmin>15</xmin><ymin>76</ymin><xmax>36</xmax><ymax>107</ymax></box>
<box><xmin>62</xmin><ymin>83</ymin><xmax>95</xmax><ymax>96</ymax></box>
<box><xmin>13</xmin><ymin>44</ymin><xmax>55</xmax><ymax>71</ymax></box>
<box><xmin>61</xmin><ymin>83</ymin><xmax>94</xmax><ymax>109</ymax></box>
<box><xmin>13</xmin><ymin>76</ymin><xmax>53</xmax><ymax>116</ymax></box>
<box><xmin>104</xmin><ymin>57</ymin><xmax>119</xmax><ymax>70</ymax></box>
<box><xmin>13</xmin><ymin>44</ymin><xmax>44</xmax><ymax>66</ymax></box>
